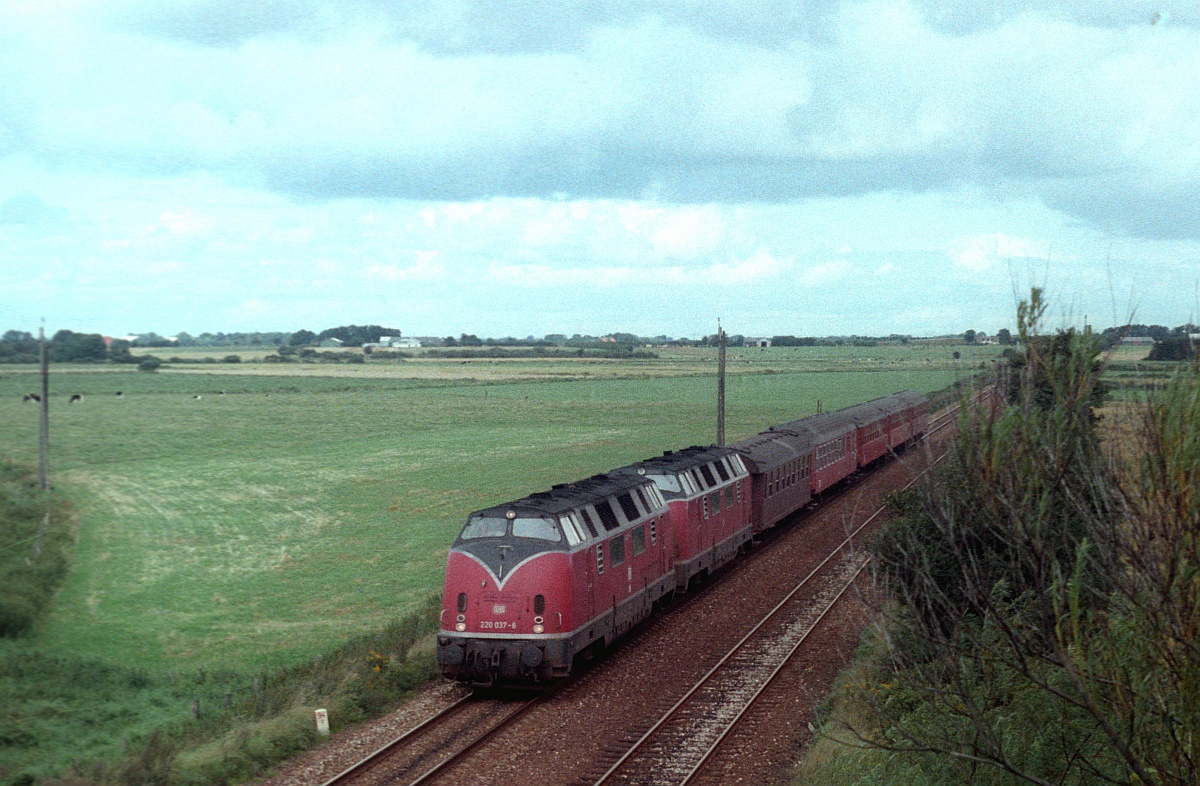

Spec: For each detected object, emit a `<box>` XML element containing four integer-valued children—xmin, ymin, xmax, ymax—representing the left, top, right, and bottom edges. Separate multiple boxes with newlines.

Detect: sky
<box><xmin>2</xmin><ymin>0</ymin><xmax>1199</xmax><ymax>339</ymax></box>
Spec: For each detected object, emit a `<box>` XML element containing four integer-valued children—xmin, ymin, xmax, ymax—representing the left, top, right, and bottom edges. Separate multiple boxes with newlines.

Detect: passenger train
<box><xmin>436</xmin><ymin>391</ymin><xmax>929</xmax><ymax>685</ymax></box>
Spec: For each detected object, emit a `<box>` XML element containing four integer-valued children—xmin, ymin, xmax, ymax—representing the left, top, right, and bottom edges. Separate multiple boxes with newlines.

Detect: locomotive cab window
<box><xmin>511</xmin><ymin>516</ymin><xmax>562</xmax><ymax>542</ymax></box>
<box><xmin>460</xmin><ymin>516</ymin><xmax>509</xmax><ymax>540</ymax></box>
<box><xmin>647</xmin><ymin>473</ymin><xmax>682</xmax><ymax>494</ymax></box>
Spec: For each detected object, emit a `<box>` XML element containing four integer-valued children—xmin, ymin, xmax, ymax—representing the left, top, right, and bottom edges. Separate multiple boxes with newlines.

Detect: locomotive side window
<box><xmin>634</xmin><ymin>487</ymin><xmax>651</xmax><ymax>513</ymax></box>
<box><xmin>512</xmin><ymin>516</ymin><xmax>562</xmax><ymax>542</ymax></box>
<box><xmin>610</xmin><ymin>534</ymin><xmax>626</xmax><ymax>566</ymax></box>
<box><xmin>710</xmin><ymin>491</ymin><xmax>721</xmax><ymax>513</ymax></box>
<box><xmin>690</xmin><ymin>468</ymin><xmax>707</xmax><ymax>490</ymax></box>
<box><xmin>724</xmin><ymin>486</ymin><xmax>734</xmax><ymax>508</ymax></box>
<box><xmin>596</xmin><ymin>500</ymin><xmax>620</xmax><ymax>531</ymax></box>
<box><xmin>559</xmin><ymin>515</ymin><xmax>585</xmax><ymax>546</ymax></box>
<box><xmin>460</xmin><ymin>516</ymin><xmax>509</xmax><ymax>540</ymax></box>
<box><xmin>699</xmin><ymin>464</ymin><xmax>716</xmax><ymax>487</ymax></box>
<box><xmin>648</xmin><ymin>485</ymin><xmax>666</xmax><ymax>508</ymax></box>
<box><xmin>631</xmin><ymin>526</ymin><xmax>646</xmax><ymax>555</ymax></box>
<box><xmin>617</xmin><ymin>493</ymin><xmax>639</xmax><ymax>521</ymax></box>
<box><xmin>713</xmin><ymin>460</ymin><xmax>730</xmax><ymax>482</ymax></box>
<box><xmin>579</xmin><ymin>507</ymin><xmax>600</xmax><ymax>537</ymax></box>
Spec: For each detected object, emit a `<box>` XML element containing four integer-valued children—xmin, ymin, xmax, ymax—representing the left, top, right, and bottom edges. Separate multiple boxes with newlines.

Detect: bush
<box><xmin>137</xmin><ymin>357</ymin><xmax>162</xmax><ymax>372</ymax></box>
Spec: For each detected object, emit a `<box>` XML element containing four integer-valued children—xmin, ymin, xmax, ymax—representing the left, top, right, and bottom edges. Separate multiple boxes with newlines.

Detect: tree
<box><xmin>963</xmin><ymin>329</ymin><xmax>976</xmax><ymax>344</ymax></box>
<box><xmin>288</xmin><ymin>329</ymin><xmax>318</xmax><ymax>346</ymax></box>
<box><xmin>997</xmin><ymin>327</ymin><xmax>1012</xmax><ymax>345</ymax></box>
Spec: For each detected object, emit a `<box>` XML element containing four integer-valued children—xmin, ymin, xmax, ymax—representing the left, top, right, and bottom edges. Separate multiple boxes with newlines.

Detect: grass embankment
<box><xmin>0</xmin><ymin>461</ymin><xmax>74</xmax><ymax>637</ymax></box>
<box><xmin>5</xmin><ymin>597</ymin><xmax>438</xmax><ymax>786</ymax></box>
<box><xmin>0</xmin><ymin>346</ymin><xmax>990</xmax><ymax>783</ymax></box>
<box><xmin>797</xmin><ymin>335</ymin><xmax>1199</xmax><ymax>783</ymax></box>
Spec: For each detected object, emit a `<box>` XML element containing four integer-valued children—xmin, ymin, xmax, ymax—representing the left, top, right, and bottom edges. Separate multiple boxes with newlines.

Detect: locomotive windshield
<box><xmin>460</xmin><ymin>514</ymin><xmax>562</xmax><ymax>542</ymax></box>
<box><xmin>644</xmin><ymin>473</ymin><xmax>682</xmax><ymax>494</ymax></box>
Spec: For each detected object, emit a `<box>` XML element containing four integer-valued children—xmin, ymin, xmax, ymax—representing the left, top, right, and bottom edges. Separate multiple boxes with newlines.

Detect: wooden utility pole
<box><xmin>38</xmin><ymin>322</ymin><xmax>50</xmax><ymax>490</ymax></box>
<box><xmin>717</xmin><ymin>322</ymin><xmax>726</xmax><ymax>447</ymax></box>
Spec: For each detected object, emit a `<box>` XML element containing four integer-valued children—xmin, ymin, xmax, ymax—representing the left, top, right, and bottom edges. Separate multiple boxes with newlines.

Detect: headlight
<box><xmin>532</xmin><ymin>624</ymin><xmax>544</xmax><ymax>634</ymax></box>
<box><xmin>455</xmin><ymin>622</ymin><xmax>466</xmax><ymax>632</ymax></box>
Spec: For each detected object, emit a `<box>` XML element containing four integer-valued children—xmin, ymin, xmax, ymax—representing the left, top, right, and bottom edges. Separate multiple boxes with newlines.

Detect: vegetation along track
<box><xmin>296</xmin><ymin>391</ymin><xmax>984</xmax><ymax>786</ymax></box>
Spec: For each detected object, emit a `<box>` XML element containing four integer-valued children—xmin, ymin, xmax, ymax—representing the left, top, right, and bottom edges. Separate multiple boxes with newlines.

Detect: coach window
<box><xmin>579</xmin><ymin>507</ymin><xmax>600</xmax><ymax>538</ymax></box>
<box><xmin>631</xmin><ymin>526</ymin><xmax>646</xmax><ymax>556</ymax></box>
<box><xmin>610</xmin><ymin>535</ymin><xmax>626</xmax><ymax>566</ymax></box>
<box><xmin>512</xmin><ymin>516</ymin><xmax>562</xmax><ymax>542</ymax></box>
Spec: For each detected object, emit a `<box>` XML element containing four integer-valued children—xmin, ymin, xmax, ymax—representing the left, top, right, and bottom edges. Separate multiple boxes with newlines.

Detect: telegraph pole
<box><xmin>38</xmin><ymin>321</ymin><xmax>50</xmax><ymax>490</ymax></box>
<box><xmin>716</xmin><ymin>321</ymin><xmax>726</xmax><ymax>447</ymax></box>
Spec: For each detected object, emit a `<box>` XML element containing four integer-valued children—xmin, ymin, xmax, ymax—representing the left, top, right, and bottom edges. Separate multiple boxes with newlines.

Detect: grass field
<box><xmin>0</xmin><ymin>344</ymin><xmax>994</xmax><ymax>672</ymax></box>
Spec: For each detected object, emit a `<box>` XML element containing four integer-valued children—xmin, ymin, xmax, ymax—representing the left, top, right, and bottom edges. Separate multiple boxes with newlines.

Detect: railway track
<box><xmin>319</xmin><ymin>391</ymin><xmax>984</xmax><ymax>786</ymax></box>
<box><xmin>319</xmin><ymin>689</ymin><xmax>543</xmax><ymax>786</ymax></box>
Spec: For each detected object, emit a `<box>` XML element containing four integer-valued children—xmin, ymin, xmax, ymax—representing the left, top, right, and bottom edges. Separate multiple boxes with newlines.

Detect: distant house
<box><xmin>319</xmin><ymin>337</ymin><xmax>344</xmax><ymax>348</ymax></box>
<box><xmin>377</xmin><ymin>336</ymin><xmax>422</xmax><ymax>348</ymax></box>
<box><xmin>752</xmin><ymin>338</ymin><xmax>772</xmax><ymax>348</ymax></box>
<box><xmin>1120</xmin><ymin>336</ymin><xmax>1155</xmax><ymax>346</ymax></box>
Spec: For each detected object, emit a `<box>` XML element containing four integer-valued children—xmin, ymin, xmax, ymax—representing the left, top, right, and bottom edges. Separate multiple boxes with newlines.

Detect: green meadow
<box><xmin>0</xmin><ymin>344</ymin><xmax>993</xmax><ymax>672</ymax></box>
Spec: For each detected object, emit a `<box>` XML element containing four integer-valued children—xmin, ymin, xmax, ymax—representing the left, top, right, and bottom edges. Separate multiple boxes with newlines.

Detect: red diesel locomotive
<box><xmin>437</xmin><ymin>391</ymin><xmax>928</xmax><ymax>685</ymax></box>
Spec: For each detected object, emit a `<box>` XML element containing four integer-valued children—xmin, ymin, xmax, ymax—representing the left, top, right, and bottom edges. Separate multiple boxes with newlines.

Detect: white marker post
<box><xmin>314</xmin><ymin>708</ymin><xmax>330</xmax><ymax>736</ymax></box>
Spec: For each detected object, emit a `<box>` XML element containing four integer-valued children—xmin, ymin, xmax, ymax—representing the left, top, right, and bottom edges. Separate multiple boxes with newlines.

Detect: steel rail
<box><xmin>319</xmin><ymin>692</ymin><xmax>476</xmax><ymax>786</ymax></box>
<box><xmin>405</xmin><ymin>693</ymin><xmax>544</xmax><ymax>786</ymax></box>
<box><xmin>679</xmin><ymin>559</ymin><xmax>872</xmax><ymax>786</ymax></box>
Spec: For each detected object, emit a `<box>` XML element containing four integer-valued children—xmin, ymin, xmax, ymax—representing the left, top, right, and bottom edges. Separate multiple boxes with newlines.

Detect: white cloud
<box><xmin>798</xmin><ymin>259</ymin><xmax>852</xmax><ymax>287</ymax></box>
<box><xmin>949</xmin><ymin>233</ymin><xmax>1048</xmax><ymax>272</ymax></box>
<box><xmin>364</xmin><ymin>251</ymin><xmax>446</xmax><ymax>282</ymax></box>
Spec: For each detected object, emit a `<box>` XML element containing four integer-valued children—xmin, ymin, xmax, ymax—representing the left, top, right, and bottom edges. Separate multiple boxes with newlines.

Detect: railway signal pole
<box><xmin>717</xmin><ymin>322</ymin><xmax>726</xmax><ymax>447</ymax></box>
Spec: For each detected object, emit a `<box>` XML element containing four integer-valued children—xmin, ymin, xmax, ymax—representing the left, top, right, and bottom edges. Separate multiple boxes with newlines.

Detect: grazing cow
<box><xmin>23</xmin><ymin>394</ymin><xmax>40</xmax><ymax>403</ymax></box>
<box><xmin>219</xmin><ymin>390</ymin><xmax>226</xmax><ymax>395</ymax></box>
<box><xmin>193</xmin><ymin>395</ymin><xmax>202</xmax><ymax>400</ymax></box>
<box><xmin>69</xmin><ymin>394</ymin><xmax>83</xmax><ymax>404</ymax></box>
<box><xmin>115</xmin><ymin>391</ymin><xmax>124</xmax><ymax>397</ymax></box>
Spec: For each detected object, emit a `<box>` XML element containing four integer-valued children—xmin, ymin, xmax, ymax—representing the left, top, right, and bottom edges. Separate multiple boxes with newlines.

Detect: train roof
<box><xmin>613</xmin><ymin>444</ymin><xmax>742</xmax><ymax>476</ymax></box>
<box><xmin>728</xmin><ymin>431</ymin><xmax>811</xmax><ymax>473</ymax></box>
<box><xmin>775</xmin><ymin>409</ymin><xmax>858</xmax><ymax>444</ymax></box>
<box><xmin>470</xmin><ymin>472</ymin><xmax>658</xmax><ymax>519</ymax></box>
<box><xmin>891</xmin><ymin>390</ymin><xmax>929</xmax><ymax>408</ymax></box>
